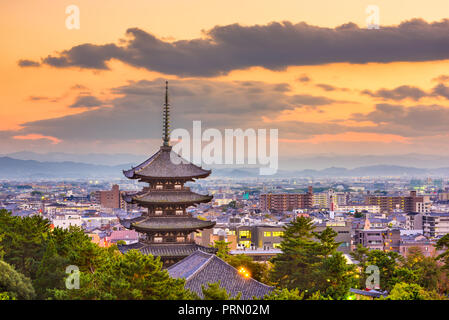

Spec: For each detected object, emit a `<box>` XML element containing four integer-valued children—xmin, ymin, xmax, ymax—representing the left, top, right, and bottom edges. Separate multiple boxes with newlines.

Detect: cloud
<box><xmin>68</xmin><ymin>95</ymin><xmax>105</xmax><ymax>108</ymax></box>
<box><xmin>17</xmin><ymin>59</ymin><xmax>40</xmax><ymax>67</ymax></box>
<box><xmin>24</xmin><ymin>19</ymin><xmax>449</xmax><ymax>77</ymax></box>
<box><xmin>297</xmin><ymin>75</ymin><xmax>311</xmax><ymax>82</ymax></box>
<box><xmin>361</xmin><ymin>83</ymin><xmax>449</xmax><ymax>101</ymax></box>
<box><xmin>315</xmin><ymin>83</ymin><xmax>350</xmax><ymax>92</ymax></box>
<box><xmin>351</xmin><ymin>103</ymin><xmax>449</xmax><ymax>136</ymax></box>
<box><xmin>7</xmin><ymin>79</ymin><xmax>356</xmax><ymax>143</ymax></box>
<box><xmin>431</xmin><ymin>83</ymin><xmax>449</xmax><ymax>99</ymax></box>
<box><xmin>361</xmin><ymin>85</ymin><xmax>428</xmax><ymax>101</ymax></box>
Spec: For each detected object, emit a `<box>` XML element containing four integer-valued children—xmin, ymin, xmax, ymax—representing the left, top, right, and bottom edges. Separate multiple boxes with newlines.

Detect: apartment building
<box><xmin>365</xmin><ymin>191</ymin><xmax>425</xmax><ymax>214</ymax></box>
<box><xmin>260</xmin><ymin>186</ymin><xmax>313</xmax><ymax>212</ymax></box>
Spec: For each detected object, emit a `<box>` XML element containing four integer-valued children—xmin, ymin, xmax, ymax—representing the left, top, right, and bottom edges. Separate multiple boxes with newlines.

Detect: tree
<box><xmin>391</xmin><ymin>247</ymin><xmax>443</xmax><ymax>292</ymax></box>
<box><xmin>436</xmin><ymin>233</ymin><xmax>449</xmax><ymax>270</ymax></box>
<box><xmin>0</xmin><ymin>209</ymin><xmax>50</xmax><ymax>279</ymax></box>
<box><xmin>261</xmin><ymin>288</ymin><xmax>304</xmax><ymax>300</ymax></box>
<box><xmin>270</xmin><ymin>216</ymin><xmax>357</xmax><ymax>299</ymax></box>
<box><xmin>384</xmin><ymin>282</ymin><xmax>445</xmax><ymax>300</ymax></box>
<box><xmin>0</xmin><ymin>260</ymin><xmax>35</xmax><ymax>300</ymax></box>
<box><xmin>51</xmin><ymin>249</ymin><xmax>193</xmax><ymax>300</ymax></box>
<box><xmin>201</xmin><ymin>281</ymin><xmax>241</xmax><ymax>300</ymax></box>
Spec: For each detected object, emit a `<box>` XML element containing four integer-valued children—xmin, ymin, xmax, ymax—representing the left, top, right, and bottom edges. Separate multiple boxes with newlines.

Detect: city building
<box><xmin>354</xmin><ymin>228</ymin><xmax>401</xmax><ymax>252</ymax></box>
<box><xmin>93</xmin><ymin>184</ymin><xmax>121</xmax><ymax>209</ymax></box>
<box><xmin>260</xmin><ymin>186</ymin><xmax>313</xmax><ymax>212</ymax></box>
<box><xmin>422</xmin><ymin>212</ymin><xmax>449</xmax><ymax>238</ymax></box>
<box><xmin>365</xmin><ymin>191</ymin><xmax>425</xmax><ymax>214</ymax></box>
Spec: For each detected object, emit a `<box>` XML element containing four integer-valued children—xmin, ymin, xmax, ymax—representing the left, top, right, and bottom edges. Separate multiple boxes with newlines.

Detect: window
<box><xmin>273</xmin><ymin>243</ymin><xmax>281</xmax><ymax>248</ymax></box>
<box><xmin>155</xmin><ymin>210</ymin><xmax>163</xmax><ymax>215</ymax></box>
<box><xmin>272</xmin><ymin>231</ymin><xmax>284</xmax><ymax>237</ymax></box>
<box><xmin>176</xmin><ymin>237</ymin><xmax>185</xmax><ymax>242</ymax></box>
<box><xmin>264</xmin><ymin>231</ymin><xmax>272</xmax><ymax>237</ymax></box>
<box><xmin>154</xmin><ymin>237</ymin><xmax>162</xmax><ymax>243</ymax></box>
<box><xmin>156</xmin><ymin>184</ymin><xmax>163</xmax><ymax>190</ymax></box>
<box><xmin>227</xmin><ymin>230</ymin><xmax>235</xmax><ymax>235</ymax></box>
<box><xmin>239</xmin><ymin>230</ymin><xmax>251</xmax><ymax>238</ymax></box>
<box><xmin>176</xmin><ymin>210</ymin><xmax>184</xmax><ymax>215</ymax></box>
<box><xmin>239</xmin><ymin>240</ymin><xmax>251</xmax><ymax>248</ymax></box>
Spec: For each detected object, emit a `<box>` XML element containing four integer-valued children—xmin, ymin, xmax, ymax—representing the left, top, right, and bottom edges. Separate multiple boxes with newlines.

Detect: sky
<box><xmin>1</xmin><ymin>0</ymin><xmax>449</xmax><ymax>168</ymax></box>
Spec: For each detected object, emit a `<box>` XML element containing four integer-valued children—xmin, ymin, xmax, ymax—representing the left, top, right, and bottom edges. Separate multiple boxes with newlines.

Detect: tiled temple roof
<box><xmin>118</xmin><ymin>242</ymin><xmax>217</xmax><ymax>258</ymax></box>
<box><xmin>123</xmin><ymin>190</ymin><xmax>213</xmax><ymax>206</ymax></box>
<box><xmin>120</xmin><ymin>216</ymin><xmax>216</xmax><ymax>232</ymax></box>
<box><xmin>168</xmin><ymin>251</ymin><xmax>274</xmax><ymax>300</ymax></box>
<box><xmin>123</xmin><ymin>146</ymin><xmax>211</xmax><ymax>180</ymax></box>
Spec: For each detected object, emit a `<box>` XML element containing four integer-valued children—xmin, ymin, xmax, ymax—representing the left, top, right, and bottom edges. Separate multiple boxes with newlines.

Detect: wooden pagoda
<box><xmin>119</xmin><ymin>81</ymin><xmax>217</xmax><ymax>266</ymax></box>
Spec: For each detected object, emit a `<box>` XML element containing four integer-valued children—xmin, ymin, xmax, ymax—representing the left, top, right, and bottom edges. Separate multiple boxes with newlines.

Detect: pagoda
<box><xmin>119</xmin><ymin>81</ymin><xmax>217</xmax><ymax>266</ymax></box>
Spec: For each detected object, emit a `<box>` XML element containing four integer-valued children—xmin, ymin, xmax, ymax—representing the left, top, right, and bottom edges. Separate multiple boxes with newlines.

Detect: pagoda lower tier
<box><xmin>118</xmin><ymin>242</ymin><xmax>217</xmax><ymax>266</ymax></box>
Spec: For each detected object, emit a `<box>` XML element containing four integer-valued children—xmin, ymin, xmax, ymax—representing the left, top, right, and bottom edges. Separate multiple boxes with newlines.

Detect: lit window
<box><xmin>273</xmin><ymin>243</ymin><xmax>281</xmax><ymax>248</ymax></box>
<box><xmin>154</xmin><ymin>237</ymin><xmax>163</xmax><ymax>243</ymax></box>
<box><xmin>264</xmin><ymin>231</ymin><xmax>272</xmax><ymax>237</ymax></box>
<box><xmin>240</xmin><ymin>240</ymin><xmax>251</xmax><ymax>248</ymax></box>
<box><xmin>239</xmin><ymin>230</ymin><xmax>251</xmax><ymax>238</ymax></box>
<box><xmin>272</xmin><ymin>231</ymin><xmax>284</xmax><ymax>237</ymax></box>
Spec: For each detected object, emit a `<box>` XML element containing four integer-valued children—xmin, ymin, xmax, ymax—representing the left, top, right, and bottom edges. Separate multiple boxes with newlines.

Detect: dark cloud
<box><xmin>26</xmin><ymin>19</ymin><xmax>449</xmax><ymax>77</ymax></box>
<box><xmin>361</xmin><ymin>85</ymin><xmax>428</xmax><ymax>101</ymax></box>
<box><xmin>18</xmin><ymin>59</ymin><xmax>40</xmax><ymax>67</ymax></box>
<box><xmin>13</xmin><ymin>79</ymin><xmax>349</xmax><ymax>142</ymax></box>
<box><xmin>68</xmin><ymin>95</ymin><xmax>105</xmax><ymax>108</ymax></box>
<box><xmin>314</xmin><ymin>83</ymin><xmax>350</xmax><ymax>92</ymax></box>
<box><xmin>361</xmin><ymin>83</ymin><xmax>449</xmax><ymax>101</ymax></box>
<box><xmin>351</xmin><ymin>103</ymin><xmax>449</xmax><ymax>136</ymax></box>
<box><xmin>297</xmin><ymin>75</ymin><xmax>311</xmax><ymax>82</ymax></box>
<box><xmin>431</xmin><ymin>83</ymin><xmax>449</xmax><ymax>99</ymax></box>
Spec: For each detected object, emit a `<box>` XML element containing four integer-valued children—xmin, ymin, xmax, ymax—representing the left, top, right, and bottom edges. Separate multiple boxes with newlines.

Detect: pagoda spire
<box><xmin>163</xmin><ymin>81</ymin><xmax>170</xmax><ymax>147</ymax></box>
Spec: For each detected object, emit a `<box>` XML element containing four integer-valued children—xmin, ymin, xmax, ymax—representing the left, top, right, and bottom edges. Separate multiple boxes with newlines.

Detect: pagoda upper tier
<box><xmin>123</xmin><ymin>145</ymin><xmax>211</xmax><ymax>181</ymax></box>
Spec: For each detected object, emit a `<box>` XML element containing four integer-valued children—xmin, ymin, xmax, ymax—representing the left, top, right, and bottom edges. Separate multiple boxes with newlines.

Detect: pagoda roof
<box><xmin>123</xmin><ymin>146</ymin><xmax>211</xmax><ymax>180</ymax></box>
<box><xmin>120</xmin><ymin>216</ymin><xmax>215</xmax><ymax>233</ymax></box>
<box><xmin>123</xmin><ymin>189</ymin><xmax>213</xmax><ymax>206</ymax></box>
<box><xmin>168</xmin><ymin>251</ymin><xmax>274</xmax><ymax>299</ymax></box>
<box><xmin>118</xmin><ymin>242</ymin><xmax>217</xmax><ymax>258</ymax></box>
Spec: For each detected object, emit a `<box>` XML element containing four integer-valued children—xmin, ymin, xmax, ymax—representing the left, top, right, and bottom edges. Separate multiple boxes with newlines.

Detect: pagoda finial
<box><xmin>163</xmin><ymin>80</ymin><xmax>170</xmax><ymax>147</ymax></box>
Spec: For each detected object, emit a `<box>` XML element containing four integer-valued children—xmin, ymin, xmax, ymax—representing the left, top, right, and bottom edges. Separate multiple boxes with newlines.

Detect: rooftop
<box><xmin>123</xmin><ymin>146</ymin><xmax>211</xmax><ymax>180</ymax></box>
<box><xmin>167</xmin><ymin>250</ymin><xmax>274</xmax><ymax>299</ymax></box>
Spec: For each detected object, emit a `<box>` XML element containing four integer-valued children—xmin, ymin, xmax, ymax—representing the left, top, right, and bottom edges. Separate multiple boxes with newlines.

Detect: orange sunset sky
<box><xmin>1</xmin><ymin>0</ymin><xmax>449</xmax><ymax>167</ymax></box>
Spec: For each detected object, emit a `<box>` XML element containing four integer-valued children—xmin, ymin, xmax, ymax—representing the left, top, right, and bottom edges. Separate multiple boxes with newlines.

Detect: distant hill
<box><xmin>1</xmin><ymin>156</ymin><xmax>449</xmax><ymax>179</ymax></box>
<box><xmin>0</xmin><ymin>157</ymin><xmax>129</xmax><ymax>179</ymax></box>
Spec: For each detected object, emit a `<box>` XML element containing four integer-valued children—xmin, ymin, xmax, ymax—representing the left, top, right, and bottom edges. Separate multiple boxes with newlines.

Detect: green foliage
<box><xmin>51</xmin><ymin>249</ymin><xmax>192</xmax><ymax>300</ymax></box>
<box><xmin>261</xmin><ymin>288</ymin><xmax>304</xmax><ymax>300</ymax></box>
<box><xmin>0</xmin><ymin>209</ymin><xmax>50</xmax><ymax>279</ymax></box>
<box><xmin>384</xmin><ymin>282</ymin><xmax>445</xmax><ymax>300</ymax></box>
<box><xmin>0</xmin><ymin>260</ymin><xmax>35</xmax><ymax>300</ymax></box>
<box><xmin>436</xmin><ymin>233</ymin><xmax>449</xmax><ymax>269</ymax></box>
<box><xmin>391</xmin><ymin>247</ymin><xmax>443</xmax><ymax>292</ymax></box>
<box><xmin>269</xmin><ymin>216</ymin><xmax>357</xmax><ymax>299</ymax></box>
<box><xmin>201</xmin><ymin>281</ymin><xmax>241</xmax><ymax>300</ymax></box>
<box><xmin>350</xmin><ymin>245</ymin><xmax>401</xmax><ymax>291</ymax></box>
<box><xmin>214</xmin><ymin>240</ymin><xmax>231</xmax><ymax>259</ymax></box>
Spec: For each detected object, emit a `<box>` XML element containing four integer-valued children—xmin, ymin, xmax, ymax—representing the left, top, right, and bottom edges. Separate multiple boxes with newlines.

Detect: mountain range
<box><xmin>1</xmin><ymin>156</ymin><xmax>449</xmax><ymax>179</ymax></box>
